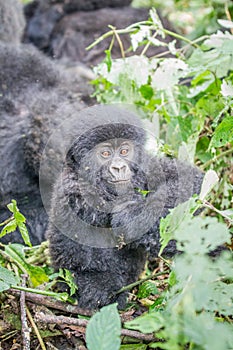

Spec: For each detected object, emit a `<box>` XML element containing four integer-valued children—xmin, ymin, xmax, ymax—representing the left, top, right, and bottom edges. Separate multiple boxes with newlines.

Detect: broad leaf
<box><xmin>86</xmin><ymin>304</ymin><xmax>121</xmax><ymax>350</ymax></box>
<box><xmin>210</xmin><ymin>115</ymin><xmax>233</xmax><ymax>147</ymax></box>
<box><xmin>0</xmin><ymin>266</ymin><xmax>20</xmax><ymax>292</ymax></box>
<box><xmin>4</xmin><ymin>244</ymin><xmax>48</xmax><ymax>287</ymax></box>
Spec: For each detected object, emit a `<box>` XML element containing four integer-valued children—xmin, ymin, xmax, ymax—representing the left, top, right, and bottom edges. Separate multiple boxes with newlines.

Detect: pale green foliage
<box><xmin>0</xmin><ymin>199</ymin><xmax>31</xmax><ymax>247</ymax></box>
<box><xmin>92</xmin><ymin>9</ymin><xmax>233</xmax><ymax>214</ymax></box>
<box><xmin>86</xmin><ymin>304</ymin><xmax>121</xmax><ymax>350</ymax></box>
<box><xmin>0</xmin><ymin>266</ymin><xmax>20</xmax><ymax>292</ymax></box>
<box><xmin>137</xmin><ymin>280</ymin><xmax>158</xmax><ymax>298</ymax></box>
<box><xmin>126</xmin><ymin>215</ymin><xmax>233</xmax><ymax>350</ymax></box>
<box><xmin>90</xmin><ymin>16</ymin><xmax>233</xmax><ymax>342</ymax></box>
<box><xmin>3</xmin><ymin>243</ymin><xmax>49</xmax><ymax>287</ymax></box>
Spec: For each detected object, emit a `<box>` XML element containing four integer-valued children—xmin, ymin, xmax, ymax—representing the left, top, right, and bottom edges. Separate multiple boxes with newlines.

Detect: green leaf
<box><xmin>139</xmin><ymin>84</ymin><xmax>153</xmax><ymax>100</ymax></box>
<box><xmin>18</xmin><ymin>222</ymin><xmax>31</xmax><ymax>247</ymax></box>
<box><xmin>2</xmin><ymin>200</ymin><xmax>32</xmax><ymax>246</ymax></box>
<box><xmin>7</xmin><ymin>200</ymin><xmax>17</xmax><ymax>214</ymax></box>
<box><xmin>159</xmin><ymin>198</ymin><xmax>198</xmax><ymax>256</ymax></box>
<box><xmin>137</xmin><ymin>281</ymin><xmax>158</xmax><ymax>298</ymax></box>
<box><xmin>195</xmin><ymin>136</ymin><xmax>212</xmax><ymax>163</ymax></box>
<box><xmin>0</xmin><ymin>266</ymin><xmax>20</xmax><ymax>292</ymax></box>
<box><xmin>210</xmin><ymin>115</ymin><xmax>233</xmax><ymax>147</ymax></box>
<box><xmin>104</xmin><ymin>50</ymin><xmax>112</xmax><ymax>73</ymax></box>
<box><xmin>57</xmin><ymin>269</ymin><xmax>78</xmax><ymax>296</ymax></box>
<box><xmin>86</xmin><ymin>304</ymin><xmax>121</xmax><ymax>350</ymax></box>
<box><xmin>4</xmin><ymin>244</ymin><xmax>48</xmax><ymax>287</ymax></box>
<box><xmin>199</xmin><ymin>169</ymin><xmax>219</xmax><ymax>201</ymax></box>
<box><xmin>174</xmin><ymin>216</ymin><xmax>231</xmax><ymax>255</ymax></box>
<box><xmin>125</xmin><ymin>311</ymin><xmax>164</xmax><ymax>334</ymax></box>
<box><xmin>0</xmin><ymin>219</ymin><xmax>17</xmax><ymax>237</ymax></box>
<box><xmin>15</xmin><ymin>211</ymin><xmax>26</xmax><ymax>223</ymax></box>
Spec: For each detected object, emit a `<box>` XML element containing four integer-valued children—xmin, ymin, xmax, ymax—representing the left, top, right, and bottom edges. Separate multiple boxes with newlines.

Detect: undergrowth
<box><xmin>0</xmin><ymin>3</ymin><xmax>233</xmax><ymax>350</ymax></box>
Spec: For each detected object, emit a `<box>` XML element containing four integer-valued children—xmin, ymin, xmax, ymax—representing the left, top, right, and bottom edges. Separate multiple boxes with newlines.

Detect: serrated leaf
<box><xmin>125</xmin><ymin>311</ymin><xmax>164</xmax><ymax>334</ymax></box>
<box><xmin>58</xmin><ymin>268</ymin><xmax>78</xmax><ymax>296</ymax></box>
<box><xmin>138</xmin><ymin>281</ymin><xmax>158</xmax><ymax>298</ymax></box>
<box><xmin>151</xmin><ymin>58</ymin><xmax>189</xmax><ymax>91</ymax></box>
<box><xmin>15</xmin><ymin>211</ymin><xmax>26</xmax><ymax>223</ymax></box>
<box><xmin>174</xmin><ymin>217</ymin><xmax>231</xmax><ymax>254</ymax></box>
<box><xmin>86</xmin><ymin>304</ymin><xmax>121</xmax><ymax>350</ymax></box>
<box><xmin>210</xmin><ymin>115</ymin><xmax>233</xmax><ymax>147</ymax></box>
<box><xmin>18</xmin><ymin>222</ymin><xmax>31</xmax><ymax>247</ymax></box>
<box><xmin>4</xmin><ymin>244</ymin><xmax>48</xmax><ymax>287</ymax></box>
<box><xmin>0</xmin><ymin>219</ymin><xmax>17</xmax><ymax>237</ymax></box>
<box><xmin>159</xmin><ymin>198</ymin><xmax>198</xmax><ymax>256</ymax></box>
<box><xmin>0</xmin><ymin>280</ymin><xmax>11</xmax><ymax>292</ymax></box>
<box><xmin>0</xmin><ymin>266</ymin><xmax>20</xmax><ymax>291</ymax></box>
<box><xmin>2</xmin><ymin>200</ymin><xmax>31</xmax><ymax>246</ymax></box>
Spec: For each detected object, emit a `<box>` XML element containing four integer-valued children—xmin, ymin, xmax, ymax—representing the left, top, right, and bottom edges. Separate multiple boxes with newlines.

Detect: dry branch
<box><xmin>35</xmin><ymin>312</ymin><xmax>157</xmax><ymax>342</ymax></box>
<box><xmin>20</xmin><ymin>275</ymin><xmax>31</xmax><ymax>350</ymax></box>
<box><xmin>9</xmin><ymin>289</ymin><xmax>93</xmax><ymax>316</ymax></box>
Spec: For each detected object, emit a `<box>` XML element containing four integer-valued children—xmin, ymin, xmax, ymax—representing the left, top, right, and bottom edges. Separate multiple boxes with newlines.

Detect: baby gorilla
<box><xmin>46</xmin><ymin>105</ymin><xmax>203</xmax><ymax>309</ymax></box>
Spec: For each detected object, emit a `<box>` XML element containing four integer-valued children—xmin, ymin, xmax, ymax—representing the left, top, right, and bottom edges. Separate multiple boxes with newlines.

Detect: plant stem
<box><xmin>26</xmin><ymin>307</ymin><xmax>46</xmax><ymax>350</ymax></box>
<box><xmin>11</xmin><ymin>285</ymin><xmax>70</xmax><ymax>299</ymax></box>
<box><xmin>109</xmin><ymin>25</ymin><xmax>125</xmax><ymax>58</ymax></box>
<box><xmin>203</xmin><ymin>201</ymin><xmax>233</xmax><ymax>224</ymax></box>
<box><xmin>86</xmin><ymin>19</ymin><xmax>201</xmax><ymax>52</ymax></box>
<box><xmin>200</xmin><ymin>148</ymin><xmax>233</xmax><ymax>170</ymax></box>
<box><xmin>86</xmin><ymin>21</ymin><xmax>151</xmax><ymax>51</ymax></box>
<box><xmin>0</xmin><ymin>216</ymin><xmax>14</xmax><ymax>226</ymax></box>
<box><xmin>115</xmin><ymin>270</ymin><xmax>168</xmax><ymax>295</ymax></box>
<box><xmin>163</xmin><ymin>28</ymin><xmax>200</xmax><ymax>48</ymax></box>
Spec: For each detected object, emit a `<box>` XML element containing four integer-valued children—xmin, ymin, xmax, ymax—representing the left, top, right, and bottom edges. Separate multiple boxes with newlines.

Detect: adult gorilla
<box><xmin>0</xmin><ymin>0</ymin><xmax>86</xmax><ymax>244</ymax></box>
<box><xmin>45</xmin><ymin>105</ymin><xmax>204</xmax><ymax>309</ymax></box>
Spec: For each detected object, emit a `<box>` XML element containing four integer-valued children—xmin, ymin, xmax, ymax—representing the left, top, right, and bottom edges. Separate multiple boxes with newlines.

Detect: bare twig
<box><xmin>20</xmin><ymin>275</ymin><xmax>31</xmax><ymax>350</ymax></box>
<box><xmin>9</xmin><ymin>289</ymin><xmax>94</xmax><ymax>317</ymax></box>
<box><xmin>225</xmin><ymin>2</ymin><xmax>233</xmax><ymax>34</ymax></box>
<box><xmin>35</xmin><ymin>312</ymin><xmax>88</xmax><ymax>328</ymax></box>
<box><xmin>26</xmin><ymin>307</ymin><xmax>46</xmax><ymax>350</ymax></box>
<box><xmin>109</xmin><ymin>25</ymin><xmax>125</xmax><ymax>58</ymax></box>
<box><xmin>35</xmin><ymin>312</ymin><xmax>157</xmax><ymax>342</ymax></box>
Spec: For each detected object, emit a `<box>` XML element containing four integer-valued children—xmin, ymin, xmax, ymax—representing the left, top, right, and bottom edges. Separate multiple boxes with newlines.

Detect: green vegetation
<box><xmin>0</xmin><ymin>2</ymin><xmax>232</xmax><ymax>349</ymax></box>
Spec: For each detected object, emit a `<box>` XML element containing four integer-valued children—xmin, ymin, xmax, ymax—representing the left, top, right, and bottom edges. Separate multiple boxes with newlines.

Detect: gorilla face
<box><xmin>74</xmin><ymin>138</ymin><xmax>145</xmax><ymax>212</ymax></box>
<box><xmin>78</xmin><ymin>138</ymin><xmax>137</xmax><ymax>200</ymax></box>
<box><xmin>95</xmin><ymin>138</ymin><xmax>134</xmax><ymax>189</ymax></box>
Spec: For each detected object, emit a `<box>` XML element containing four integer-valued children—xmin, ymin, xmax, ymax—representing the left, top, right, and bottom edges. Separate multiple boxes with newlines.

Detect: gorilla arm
<box><xmin>111</xmin><ymin>156</ymin><xmax>204</xmax><ymax>255</ymax></box>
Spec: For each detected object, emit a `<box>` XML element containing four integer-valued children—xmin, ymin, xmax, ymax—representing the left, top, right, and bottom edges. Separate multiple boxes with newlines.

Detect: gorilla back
<box><xmin>46</xmin><ymin>105</ymin><xmax>204</xmax><ymax>309</ymax></box>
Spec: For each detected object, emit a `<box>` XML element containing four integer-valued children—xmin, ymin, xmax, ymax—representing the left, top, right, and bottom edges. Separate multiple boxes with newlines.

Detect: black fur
<box><xmin>0</xmin><ymin>0</ymin><xmax>86</xmax><ymax>244</ymax></box>
<box><xmin>47</xmin><ymin>105</ymin><xmax>204</xmax><ymax>309</ymax></box>
<box><xmin>0</xmin><ymin>0</ymin><xmax>25</xmax><ymax>44</ymax></box>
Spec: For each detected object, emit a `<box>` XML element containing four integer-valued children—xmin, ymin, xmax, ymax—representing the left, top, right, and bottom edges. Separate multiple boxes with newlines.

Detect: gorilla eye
<box><xmin>120</xmin><ymin>149</ymin><xmax>129</xmax><ymax>156</ymax></box>
<box><xmin>101</xmin><ymin>150</ymin><xmax>111</xmax><ymax>158</ymax></box>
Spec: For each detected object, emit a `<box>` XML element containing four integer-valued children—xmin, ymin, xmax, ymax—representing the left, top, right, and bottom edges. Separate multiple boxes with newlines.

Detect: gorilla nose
<box><xmin>109</xmin><ymin>160</ymin><xmax>129</xmax><ymax>180</ymax></box>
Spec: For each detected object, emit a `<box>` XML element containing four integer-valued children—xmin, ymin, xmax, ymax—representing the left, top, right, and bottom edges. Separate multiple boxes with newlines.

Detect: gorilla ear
<box><xmin>66</xmin><ymin>146</ymin><xmax>76</xmax><ymax>170</ymax></box>
<box><xmin>66</xmin><ymin>140</ymin><xmax>81</xmax><ymax>171</ymax></box>
<box><xmin>65</xmin><ymin>141</ymin><xmax>87</xmax><ymax>171</ymax></box>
